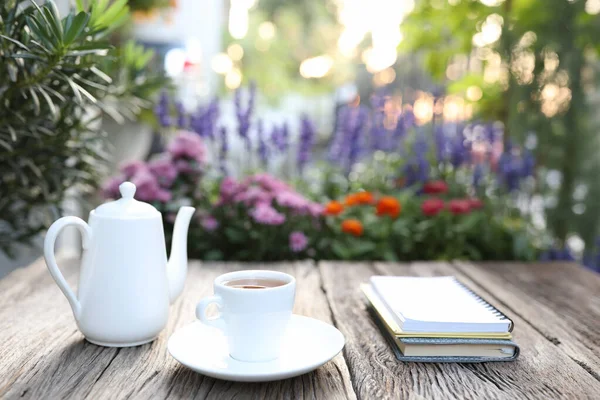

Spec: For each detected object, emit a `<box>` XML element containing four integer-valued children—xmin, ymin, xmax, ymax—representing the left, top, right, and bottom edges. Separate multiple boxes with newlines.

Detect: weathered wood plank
<box><xmin>0</xmin><ymin>259</ymin><xmax>355</xmax><ymax>400</ymax></box>
<box><xmin>319</xmin><ymin>261</ymin><xmax>600</xmax><ymax>400</ymax></box>
<box><xmin>454</xmin><ymin>261</ymin><xmax>600</xmax><ymax>380</ymax></box>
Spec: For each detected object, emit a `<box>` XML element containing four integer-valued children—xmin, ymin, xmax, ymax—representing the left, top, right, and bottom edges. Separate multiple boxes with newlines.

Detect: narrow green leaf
<box><xmin>90</xmin><ymin>66</ymin><xmax>112</xmax><ymax>83</ymax></box>
<box><xmin>7</xmin><ymin>62</ymin><xmax>18</xmax><ymax>82</ymax></box>
<box><xmin>0</xmin><ymin>35</ymin><xmax>31</xmax><ymax>51</ymax></box>
<box><xmin>63</xmin><ymin>12</ymin><xmax>89</xmax><ymax>45</ymax></box>
<box><xmin>40</xmin><ymin>85</ymin><xmax>66</xmax><ymax>102</ymax></box>
<box><xmin>36</xmin><ymin>87</ymin><xmax>58</xmax><ymax>118</ymax></box>
<box><xmin>7</xmin><ymin>125</ymin><xmax>17</xmax><ymax>142</ymax></box>
<box><xmin>95</xmin><ymin>0</ymin><xmax>128</xmax><ymax>29</ymax></box>
<box><xmin>25</xmin><ymin>16</ymin><xmax>55</xmax><ymax>50</ymax></box>
<box><xmin>75</xmin><ymin>0</ymin><xmax>85</xmax><ymax>12</ymax></box>
<box><xmin>28</xmin><ymin>88</ymin><xmax>41</xmax><ymax>115</ymax></box>
<box><xmin>42</xmin><ymin>7</ymin><xmax>63</xmax><ymax>42</ymax></box>
<box><xmin>67</xmin><ymin>48</ymin><xmax>109</xmax><ymax>57</ymax></box>
<box><xmin>10</xmin><ymin>53</ymin><xmax>44</xmax><ymax>61</ymax></box>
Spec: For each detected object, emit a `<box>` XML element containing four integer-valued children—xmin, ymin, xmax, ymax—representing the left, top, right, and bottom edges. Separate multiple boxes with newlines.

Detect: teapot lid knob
<box><xmin>119</xmin><ymin>182</ymin><xmax>136</xmax><ymax>200</ymax></box>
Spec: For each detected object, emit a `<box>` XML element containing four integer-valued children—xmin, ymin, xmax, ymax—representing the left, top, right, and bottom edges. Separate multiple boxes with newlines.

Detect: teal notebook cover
<box><xmin>368</xmin><ymin>306</ymin><xmax>520</xmax><ymax>363</ymax></box>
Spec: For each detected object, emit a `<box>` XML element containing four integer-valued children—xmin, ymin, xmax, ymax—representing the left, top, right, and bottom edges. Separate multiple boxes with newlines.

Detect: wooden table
<box><xmin>1</xmin><ymin>257</ymin><xmax>599</xmax><ymax>399</ymax></box>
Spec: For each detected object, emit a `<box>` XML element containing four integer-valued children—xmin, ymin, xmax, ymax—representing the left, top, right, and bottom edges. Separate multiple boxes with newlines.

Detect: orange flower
<box><xmin>376</xmin><ymin>196</ymin><xmax>402</xmax><ymax>218</ymax></box>
<box><xmin>324</xmin><ymin>201</ymin><xmax>344</xmax><ymax>216</ymax></box>
<box><xmin>356</xmin><ymin>191</ymin><xmax>375</xmax><ymax>205</ymax></box>
<box><xmin>341</xmin><ymin>219</ymin><xmax>364</xmax><ymax>236</ymax></box>
<box><xmin>344</xmin><ymin>193</ymin><xmax>360</xmax><ymax>206</ymax></box>
<box><xmin>345</xmin><ymin>191</ymin><xmax>374</xmax><ymax>206</ymax></box>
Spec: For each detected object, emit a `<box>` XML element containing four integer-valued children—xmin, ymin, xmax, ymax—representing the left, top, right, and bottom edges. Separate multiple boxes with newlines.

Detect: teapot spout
<box><xmin>167</xmin><ymin>206</ymin><xmax>195</xmax><ymax>304</ymax></box>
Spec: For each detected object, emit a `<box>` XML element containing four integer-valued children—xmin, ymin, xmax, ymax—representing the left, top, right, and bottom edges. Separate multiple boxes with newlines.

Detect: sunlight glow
<box><xmin>335</xmin><ymin>0</ymin><xmax>414</xmax><ymax>72</ymax></box>
<box><xmin>227</xmin><ymin>44</ymin><xmax>244</xmax><ymax>61</ymax></box>
<box><xmin>258</xmin><ymin>21</ymin><xmax>276</xmax><ymax>40</ymax></box>
<box><xmin>586</xmin><ymin>0</ymin><xmax>600</xmax><ymax>14</ymax></box>
<box><xmin>300</xmin><ymin>55</ymin><xmax>334</xmax><ymax>78</ymax></box>
<box><xmin>473</xmin><ymin>14</ymin><xmax>503</xmax><ymax>47</ymax></box>
<box><xmin>211</xmin><ymin>53</ymin><xmax>233</xmax><ymax>75</ymax></box>
<box><xmin>228</xmin><ymin>0</ymin><xmax>256</xmax><ymax>39</ymax></box>
<box><xmin>225</xmin><ymin>68</ymin><xmax>243</xmax><ymax>89</ymax></box>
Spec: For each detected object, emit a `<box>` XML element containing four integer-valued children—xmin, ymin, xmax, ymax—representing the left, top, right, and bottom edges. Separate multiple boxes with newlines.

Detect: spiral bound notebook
<box><xmin>369</xmin><ymin>276</ymin><xmax>513</xmax><ymax>334</ymax></box>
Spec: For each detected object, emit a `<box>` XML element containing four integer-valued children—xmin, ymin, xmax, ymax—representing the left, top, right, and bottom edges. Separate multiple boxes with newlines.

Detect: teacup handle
<box><xmin>196</xmin><ymin>295</ymin><xmax>226</xmax><ymax>330</ymax></box>
<box><xmin>43</xmin><ymin>216</ymin><xmax>92</xmax><ymax>321</ymax></box>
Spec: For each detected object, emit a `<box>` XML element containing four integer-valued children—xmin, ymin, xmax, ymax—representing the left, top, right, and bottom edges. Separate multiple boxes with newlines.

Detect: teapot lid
<box><xmin>94</xmin><ymin>182</ymin><xmax>160</xmax><ymax>219</ymax></box>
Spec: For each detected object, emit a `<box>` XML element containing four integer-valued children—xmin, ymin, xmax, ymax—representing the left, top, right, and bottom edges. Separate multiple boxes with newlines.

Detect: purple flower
<box><xmin>167</xmin><ymin>131</ymin><xmax>206</xmax><ymax>165</ymax></box>
<box><xmin>250</xmin><ymin>203</ymin><xmax>285</xmax><ymax>225</ymax></box>
<box><xmin>148</xmin><ymin>157</ymin><xmax>178</xmax><ymax>186</ymax></box>
<box><xmin>271</xmin><ymin>122</ymin><xmax>289</xmax><ymax>153</ymax></box>
<box><xmin>347</xmin><ymin>107</ymin><xmax>368</xmax><ymax>172</ymax></box>
<box><xmin>297</xmin><ymin>115</ymin><xmax>316</xmax><ymax>174</ymax></box>
<box><xmin>155</xmin><ymin>92</ymin><xmax>171</xmax><ymax>127</ymax></box>
<box><xmin>175</xmin><ymin>101</ymin><xmax>186</xmax><ymax>128</ymax></box>
<box><xmin>235</xmin><ymin>82</ymin><xmax>256</xmax><ymax>148</ymax></box>
<box><xmin>289</xmin><ymin>231</ymin><xmax>308</xmax><ymax>253</ymax></box>
<box><xmin>257</xmin><ymin>119</ymin><xmax>269</xmax><ymax>167</ymax></box>
<box><xmin>201</xmin><ymin>215</ymin><xmax>219</xmax><ymax>232</ymax></box>
<box><xmin>473</xmin><ymin>163</ymin><xmax>484</xmax><ymax>188</ymax></box>
<box><xmin>219</xmin><ymin>126</ymin><xmax>228</xmax><ymax>175</ymax></box>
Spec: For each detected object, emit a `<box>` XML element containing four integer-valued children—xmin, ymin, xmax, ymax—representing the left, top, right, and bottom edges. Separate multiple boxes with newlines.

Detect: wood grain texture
<box><xmin>319</xmin><ymin>261</ymin><xmax>600</xmax><ymax>400</ymax></box>
<box><xmin>454</xmin><ymin>261</ymin><xmax>600</xmax><ymax>380</ymax></box>
<box><xmin>0</xmin><ymin>259</ymin><xmax>355</xmax><ymax>400</ymax></box>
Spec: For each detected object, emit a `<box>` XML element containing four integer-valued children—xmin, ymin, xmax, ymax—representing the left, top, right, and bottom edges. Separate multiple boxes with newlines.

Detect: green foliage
<box><xmin>98</xmin><ymin>39</ymin><xmax>169</xmax><ymax>123</ymax></box>
<box><xmin>0</xmin><ymin>0</ymin><xmax>140</xmax><ymax>256</ymax></box>
<box><xmin>126</xmin><ymin>0</ymin><xmax>171</xmax><ymax>12</ymax></box>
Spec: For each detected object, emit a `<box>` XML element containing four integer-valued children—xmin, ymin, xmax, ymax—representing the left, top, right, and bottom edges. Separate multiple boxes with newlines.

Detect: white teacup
<box><xmin>196</xmin><ymin>270</ymin><xmax>296</xmax><ymax>362</ymax></box>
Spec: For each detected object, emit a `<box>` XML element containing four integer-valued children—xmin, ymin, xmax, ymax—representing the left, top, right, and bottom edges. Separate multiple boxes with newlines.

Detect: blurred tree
<box><xmin>400</xmin><ymin>0</ymin><xmax>600</xmax><ymax>247</ymax></box>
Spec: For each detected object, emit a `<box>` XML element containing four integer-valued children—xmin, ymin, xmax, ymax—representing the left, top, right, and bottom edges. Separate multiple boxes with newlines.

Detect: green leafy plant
<box><xmin>98</xmin><ymin>39</ymin><xmax>169</xmax><ymax>123</ymax></box>
<box><xmin>0</xmin><ymin>0</ymin><xmax>129</xmax><ymax>255</ymax></box>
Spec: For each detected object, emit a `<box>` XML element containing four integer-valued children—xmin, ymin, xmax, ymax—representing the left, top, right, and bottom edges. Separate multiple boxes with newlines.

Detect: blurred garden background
<box><xmin>1</xmin><ymin>0</ymin><xmax>600</xmax><ymax>276</ymax></box>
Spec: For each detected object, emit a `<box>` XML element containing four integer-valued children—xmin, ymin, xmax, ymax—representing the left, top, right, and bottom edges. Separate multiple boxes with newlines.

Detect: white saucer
<box><xmin>167</xmin><ymin>314</ymin><xmax>345</xmax><ymax>382</ymax></box>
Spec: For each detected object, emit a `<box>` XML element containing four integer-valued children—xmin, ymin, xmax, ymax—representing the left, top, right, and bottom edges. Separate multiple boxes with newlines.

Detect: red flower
<box><xmin>448</xmin><ymin>199</ymin><xmax>471</xmax><ymax>215</ymax></box>
<box><xmin>423</xmin><ymin>180</ymin><xmax>449</xmax><ymax>194</ymax></box>
<box><xmin>421</xmin><ymin>198</ymin><xmax>445</xmax><ymax>216</ymax></box>
<box><xmin>376</xmin><ymin>196</ymin><xmax>402</xmax><ymax>218</ymax></box>
<box><xmin>468</xmin><ymin>198</ymin><xmax>484</xmax><ymax>210</ymax></box>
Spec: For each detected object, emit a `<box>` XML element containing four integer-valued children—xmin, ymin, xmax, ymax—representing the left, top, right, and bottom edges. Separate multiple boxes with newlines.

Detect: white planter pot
<box><xmin>103</xmin><ymin>119</ymin><xmax>154</xmax><ymax>173</ymax></box>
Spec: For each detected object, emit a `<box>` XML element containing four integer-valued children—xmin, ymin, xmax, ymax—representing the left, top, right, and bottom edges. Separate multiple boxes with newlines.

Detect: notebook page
<box><xmin>370</xmin><ymin>276</ymin><xmax>508</xmax><ymax>331</ymax></box>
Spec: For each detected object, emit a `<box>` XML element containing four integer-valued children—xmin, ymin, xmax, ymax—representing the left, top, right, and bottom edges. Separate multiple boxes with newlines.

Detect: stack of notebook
<box><xmin>362</xmin><ymin>276</ymin><xmax>520</xmax><ymax>362</ymax></box>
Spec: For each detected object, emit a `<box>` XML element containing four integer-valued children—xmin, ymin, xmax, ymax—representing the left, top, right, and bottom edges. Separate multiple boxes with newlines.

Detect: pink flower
<box><xmin>120</xmin><ymin>160</ymin><xmax>146</xmax><ymax>177</ymax></box>
<box><xmin>234</xmin><ymin>186</ymin><xmax>273</xmax><ymax>206</ymax></box>
<box><xmin>250</xmin><ymin>203</ymin><xmax>285</xmax><ymax>225</ymax></box>
<box><xmin>219</xmin><ymin>177</ymin><xmax>247</xmax><ymax>203</ymax></box>
<box><xmin>131</xmin><ymin>169</ymin><xmax>172</xmax><ymax>203</ymax></box>
<box><xmin>275</xmin><ymin>191</ymin><xmax>310</xmax><ymax>210</ymax></box>
<box><xmin>248</xmin><ymin>173</ymin><xmax>291</xmax><ymax>192</ymax></box>
<box><xmin>289</xmin><ymin>231</ymin><xmax>308</xmax><ymax>252</ymax></box>
<box><xmin>148</xmin><ymin>157</ymin><xmax>178</xmax><ymax>186</ymax></box>
<box><xmin>201</xmin><ymin>216</ymin><xmax>219</xmax><ymax>231</ymax></box>
<box><xmin>101</xmin><ymin>176</ymin><xmax>124</xmax><ymax>199</ymax></box>
<box><xmin>167</xmin><ymin>131</ymin><xmax>206</xmax><ymax>164</ymax></box>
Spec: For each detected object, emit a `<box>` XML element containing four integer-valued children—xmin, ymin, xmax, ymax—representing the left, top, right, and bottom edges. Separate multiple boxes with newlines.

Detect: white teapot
<box><xmin>43</xmin><ymin>182</ymin><xmax>195</xmax><ymax>347</ymax></box>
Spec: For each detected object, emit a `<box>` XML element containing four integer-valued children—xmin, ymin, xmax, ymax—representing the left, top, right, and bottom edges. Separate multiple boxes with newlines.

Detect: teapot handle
<box><xmin>43</xmin><ymin>216</ymin><xmax>92</xmax><ymax>321</ymax></box>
